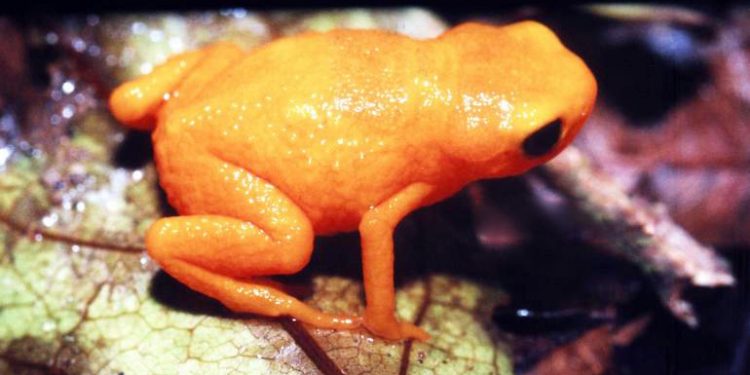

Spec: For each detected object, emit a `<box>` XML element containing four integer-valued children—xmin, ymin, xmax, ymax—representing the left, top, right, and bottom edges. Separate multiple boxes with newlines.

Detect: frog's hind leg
<box><xmin>109</xmin><ymin>42</ymin><xmax>244</xmax><ymax>131</ymax></box>
<box><xmin>147</xmin><ymin>145</ymin><xmax>360</xmax><ymax>330</ymax></box>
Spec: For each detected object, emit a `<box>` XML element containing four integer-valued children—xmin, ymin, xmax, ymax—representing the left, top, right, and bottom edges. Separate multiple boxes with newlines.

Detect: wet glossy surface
<box><xmin>109</xmin><ymin>21</ymin><xmax>597</xmax><ymax>340</ymax></box>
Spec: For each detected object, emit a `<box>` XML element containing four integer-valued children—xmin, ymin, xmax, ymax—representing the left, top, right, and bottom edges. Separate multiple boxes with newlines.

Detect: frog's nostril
<box><xmin>522</xmin><ymin>119</ymin><xmax>562</xmax><ymax>157</ymax></box>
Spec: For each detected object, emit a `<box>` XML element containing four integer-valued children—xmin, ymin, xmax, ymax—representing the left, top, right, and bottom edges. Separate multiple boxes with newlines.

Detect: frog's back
<box><xmin>209</xmin><ymin>29</ymin><xmax>430</xmax><ymax>99</ymax></box>
<box><xmin>176</xmin><ymin>28</ymin><xmax>435</xmax><ymax>150</ymax></box>
<box><xmin>159</xmin><ymin>29</ymin><xmax>455</xmax><ymax>233</ymax></box>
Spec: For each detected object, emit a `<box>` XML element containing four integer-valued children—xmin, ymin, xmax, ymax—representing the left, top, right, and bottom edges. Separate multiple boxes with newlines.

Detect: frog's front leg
<box><xmin>147</xmin><ymin>144</ymin><xmax>360</xmax><ymax>330</ymax></box>
<box><xmin>359</xmin><ymin>183</ymin><xmax>434</xmax><ymax>341</ymax></box>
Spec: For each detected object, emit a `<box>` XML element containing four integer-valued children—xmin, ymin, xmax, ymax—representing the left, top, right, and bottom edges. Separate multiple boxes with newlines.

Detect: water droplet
<box><xmin>139</xmin><ymin>62</ymin><xmax>153</xmax><ymax>75</ymax></box>
<box><xmin>131</xmin><ymin>170</ymin><xmax>144</xmax><ymax>181</ymax></box>
<box><xmin>33</xmin><ymin>233</ymin><xmax>43</xmax><ymax>242</ymax></box>
<box><xmin>72</xmin><ymin>38</ymin><xmax>86</xmax><ymax>53</ymax></box>
<box><xmin>86</xmin><ymin>15</ymin><xmax>100</xmax><ymax>26</ymax></box>
<box><xmin>0</xmin><ymin>147</ymin><xmax>12</xmax><ymax>168</ymax></box>
<box><xmin>41</xmin><ymin>213</ymin><xmax>58</xmax><ymax>227</ymax></box>
<box><xmin>74</xmin><ymin>93</ymin><xmax>87</xmax><ymax>104</ymax></box>
<box><xmin>168</xmin><ymin>37</ymin><xmax>183</xmax><ymax>52</ymax></box>
<box><xmin>42</xmin><ymin>320</ymin><xmax>57</xmax><ymax>332</ymax></box>
<box><xmin>75</xmin><ymin>201</ymin><xmax>86</xmax><ymax>212</ymax></box>
<box><xmin>131</xmin><ymin>22</ymin><xmax>147</xmax><ymax>35</ymax></box>
<box><xmin>45</xmin><ymin>32</ymin><xmax>59</xmax><ymax>45</ymax></box>
<box><xmin>231</xmin><ymin>8</ymin><xmax>248</xmax><ymax>18</ymax></box>
<box><xmin>87</xmin><ymin>44</ymin><xmax>101</xmax><ymax>57</ymax></box>
<box><xmin>149</xmin><ymin>29</ymin><xmax>164</xmax><ymax>42</ymax></box>
<box><xmin>61</xmin><ymin>80</ymin><xmax>75</xmax><ymax>94</ymax></box>
<box><xmin>71</xmin><ymin>245</ymin><xmax>80</xmax><ymax>253</ymax></box>
<box><xmin>61</xmin><ymin>105</ymin><xmax>75</xmax><ymax>119</ymax></box>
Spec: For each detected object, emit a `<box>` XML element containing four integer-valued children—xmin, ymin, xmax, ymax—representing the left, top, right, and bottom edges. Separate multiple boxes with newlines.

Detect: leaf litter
<box><xmin>1</xmin><ymin>5</ymin><xmax>742</xmax><ymax>375</ymax></box>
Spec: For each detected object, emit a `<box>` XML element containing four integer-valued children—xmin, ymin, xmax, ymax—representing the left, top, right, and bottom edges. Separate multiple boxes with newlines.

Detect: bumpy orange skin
<box><xmin>110</xmin><ymin>21</ymin><xmax>597</xmax><ymax>341</ymax></box>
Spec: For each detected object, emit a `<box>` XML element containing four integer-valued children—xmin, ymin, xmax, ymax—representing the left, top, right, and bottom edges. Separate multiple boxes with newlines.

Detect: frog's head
<box><xmin>438</xmin><ymin>21</ymin><xmax>597</xmax><ymax>178</ymax></box>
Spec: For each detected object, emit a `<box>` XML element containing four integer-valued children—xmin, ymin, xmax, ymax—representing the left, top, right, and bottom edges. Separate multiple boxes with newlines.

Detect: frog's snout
<box><xmin>521</xmin><ymin>118</ymin><xmax>562</xmax><ymax>158</ymax></box>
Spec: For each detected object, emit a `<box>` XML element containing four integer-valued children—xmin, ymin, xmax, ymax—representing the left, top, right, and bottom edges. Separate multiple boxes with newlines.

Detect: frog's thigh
<box><xmin>148</xmin><ymin>149</ymin><xmax>359</xmax><ymax>329</ymax></box>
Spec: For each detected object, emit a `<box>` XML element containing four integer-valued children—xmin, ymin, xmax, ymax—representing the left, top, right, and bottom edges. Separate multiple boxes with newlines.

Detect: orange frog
<box><xmin>110</xmin><ymin>21</ymin><xmax>597</xmax><ymax>341</ymax></box>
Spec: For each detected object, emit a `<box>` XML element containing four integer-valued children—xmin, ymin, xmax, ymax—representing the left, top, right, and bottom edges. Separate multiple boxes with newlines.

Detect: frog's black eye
<box><xmin>522</xmin><ymin>119</ymin><xmax>562</xmax><ymax>158</ymax></box>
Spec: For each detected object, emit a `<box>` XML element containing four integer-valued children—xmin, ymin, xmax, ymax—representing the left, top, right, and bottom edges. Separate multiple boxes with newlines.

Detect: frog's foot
<box><xmin>363</xmin><ymin>314</ymin><xmax>430</xmax><ymax>341</ymax></box>
<box><xmin>240</xmin><ymin>281</ymin><xmax>361</xmax><ymax>330</ymax></box>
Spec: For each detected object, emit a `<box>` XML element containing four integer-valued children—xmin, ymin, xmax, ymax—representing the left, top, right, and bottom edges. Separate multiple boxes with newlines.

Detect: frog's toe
<box><xmin>363</xmin><ymin>316</ymin><xmax>430</xmax><ymax>341</ymax></box>
<box><xmin>287</xmin><ymin>301</ymin><xmax>362</xmax><ymax>330</ymax></box>
<box><xmin>398</xmin><ymin>322</ymin><xmax>431</xmax><ymax>341</ymax></box>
